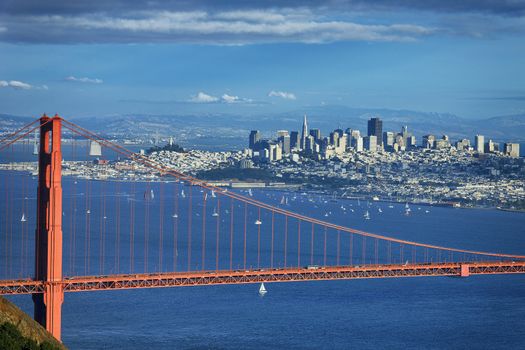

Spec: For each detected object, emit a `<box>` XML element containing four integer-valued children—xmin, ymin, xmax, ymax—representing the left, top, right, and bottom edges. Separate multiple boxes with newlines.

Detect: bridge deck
<box><xmin>2</xmin><ymin>261</ymin><xmax>525</xmax><ymax>295</ymax></box>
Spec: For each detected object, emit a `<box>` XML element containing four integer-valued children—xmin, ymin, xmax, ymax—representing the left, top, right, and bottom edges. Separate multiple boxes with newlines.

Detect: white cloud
<box><xmin>18</xmin><ymin>10</ymin><xmax>434</xmax><ymax>44</ymax></box>
<box><xmin>268</xmin><ymin>90</ymin><xmax>297</xmax><ymax>100</ymax></box>
<box><xmin>221</xmin><ymin>94</ymin><xmax>240</xmax><ymax>103</ymax></box>
<box><xmin>0</xmin><ymin>80</ymin><xmax>32</xmax><ymax>90</ymax></box>
<box><xmin>191</xmin><ymin>91</ymin><xmax>219</xmax><ymax>103</ymax></box>
<box><xmin>65</xmin><ymin>76</ymin><xmax>103</xmax><ymax>84</ymax></box>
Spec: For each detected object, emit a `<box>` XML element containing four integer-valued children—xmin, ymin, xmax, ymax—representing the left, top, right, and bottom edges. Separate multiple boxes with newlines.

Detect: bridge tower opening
<box><xmin>32</xmin><ymin>114</ymin><xmax>64</xmax><ymax>341</ymax></box>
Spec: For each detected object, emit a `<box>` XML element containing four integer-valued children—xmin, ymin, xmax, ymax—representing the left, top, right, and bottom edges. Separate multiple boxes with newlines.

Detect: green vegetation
<box><xmin>0</xmin><ymin>322</ymin><xmax>60</xmax><ymax>350</ymax></box>
<box><xmin>0</xmin><ymin>297</ymin><xmax>66</xmax><ymax>350</ymax></box>
<box><xmin>146</xmin><ymin>143</ymin><xmax>185</xmax><ymax>154</ymax></box>
<box><xmin>197</xmin><ymin>167</ymin><xmax>278</xmax><ymax>181</ymax></box>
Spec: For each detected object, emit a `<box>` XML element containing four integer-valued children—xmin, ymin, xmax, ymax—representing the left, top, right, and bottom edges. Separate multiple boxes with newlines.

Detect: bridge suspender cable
<box><xmin>11</xmin><ymin>116</ymin><xmax>519</xmax><ymax>261</ymax></box>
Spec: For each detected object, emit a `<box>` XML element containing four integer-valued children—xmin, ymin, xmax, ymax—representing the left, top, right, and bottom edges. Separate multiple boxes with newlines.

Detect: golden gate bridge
<box><xmin>1</xmin><ymin>115</ymin><xmax>524</xmax><ymax>342</ymax></box>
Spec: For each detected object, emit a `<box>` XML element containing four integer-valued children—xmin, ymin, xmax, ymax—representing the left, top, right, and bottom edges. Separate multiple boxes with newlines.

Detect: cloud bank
<box><xmin>65</xmin><ymin>76</ymin><xmax>103</xmax><ymax>84</ymax></box>
<box><xmin>268</xmin><ymin>90</ymin><xmax>296</xmax><ymax>100</ymax></box>
<box><xmin>0</xmin><ymin>8</ymin><xmax>435</xmax><ymax>44</ymax></box>
<box><xmin>0</xmin><ymin>80</ymin><xmax>47</xmax><ymax>90</ymax></box>
<box><xmin>190</xmin><ymin>91</ymin><xmax>254</xmax><ymax>104</ymax></box>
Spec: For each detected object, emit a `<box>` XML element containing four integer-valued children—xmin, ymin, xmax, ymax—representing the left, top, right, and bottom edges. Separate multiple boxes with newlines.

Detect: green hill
<box><xmin>0</xmin><ymin>296</ymin><xmax>66</xmax><ymax>350</ymax></box>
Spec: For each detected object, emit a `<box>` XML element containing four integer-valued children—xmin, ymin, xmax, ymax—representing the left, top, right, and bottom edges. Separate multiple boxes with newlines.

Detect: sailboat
<box><xmin>259</xmin><ymin>282</ymin><xmax>267</xmax><ymax>296</ymax></box>
<box><xmin>211</xmin><ymin>190</ymin><xmax>216</xmax><ymax>198</ymax></box>
<box><xmin>144</xmin><ymin>189</ymin><xmax>154</xmax><ymax>200</ymax></box>
<box><xmin>255</xmin><ymin>219</ymin><xmax>262</xmax><ymax>225</ymax></box>
<box><xmin>212</xmin><ymin>208</ymin><xmax>219</xmax><ymax>217</ymax></box>
<box><xmin>181</xmin><ymin>189</ymin><xmax>186</xmax><ymax>198</ymax></box>
<box><xmin>20</xmin><ymin>213</ymin><xmax>27</xmax><ymax>222</ymax></box>
<box><xmin>86</xmin><ymin>209</ymin><xmax>91</xmax><ymax>214</ymax></box>
<box><xmin>280</xmin><ymin>196</ymin><xmax>286</xmax><ymax>205</ymax></box>
<box><xmin>378</xmin><ymin>208</ymin><xmax>383</xmax><ymax>213</ymax></box>
<box><xmin>363</xmin><ymin>210</ymin><xmax>370</xmax><ymax>220</ymax></box>
<box><xmin>172</xmin><ymin>213</ymin><xmax>178</xmax><ymax>218</ymax></box>
<box><xmin>248</xmin><ymin>189</ymin><xmax>253</xmax><ymax>197</ymax></box>
<box><xmin>404</xmin><ymin>203</ymin><xmax>411</xmax><ymax>216</ymax></box>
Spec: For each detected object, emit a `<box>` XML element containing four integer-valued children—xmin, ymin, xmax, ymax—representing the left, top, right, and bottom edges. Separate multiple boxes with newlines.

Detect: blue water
<box><xmin>1</xmin><ymin>156</ymin><xmax>525</xmax><ymax>348</ymax></box>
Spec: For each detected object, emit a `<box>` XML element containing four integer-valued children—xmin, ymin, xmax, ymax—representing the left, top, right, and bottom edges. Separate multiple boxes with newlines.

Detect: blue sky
<box><xmin>0</xmin><ymin>0</ymin><xmax>524</xmax><ymax>119</ymax></box>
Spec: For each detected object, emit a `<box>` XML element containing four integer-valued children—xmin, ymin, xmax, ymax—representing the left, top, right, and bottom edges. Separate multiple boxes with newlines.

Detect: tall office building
<box><xmin>249</xmin><ymin>130</ymin><xmax>261</xmax><ymax>150</ymax></box>
<box><xmin>309</xmin><ymin>128</ymin><xmax>321</xmax><ymax>141</ymax></box>
<box><xmin>300</xmin><ymin>114</ymin><xmax>308</xmax><ymax>150</ymax></box>
<box><xmin>364</xmin><ymin>135</ymin><xmax>377</xmax><ymax>152</ymax></box>
<box><xmin>485</xmin><ymin>139</ymin><xmax>497</xmax><ymax>153</ymax></box>
<box><xmin>276</xmin><ymin>130</ymin><xmax>289</xmax><ymax>138</ymax></box>
<box><xmin>475</xmin><ymin>135</ymin><xmax>484</xmax><ymax>153</ymax></box>
<box><xmin>305</xmin><ymin>135</ymin><xmax>316</xmax><ymax>154</ymax></box>
<box><xmin>383</xmin><ymin>131</ymin><xmax>395</xmax><ymax>148</ymax></box>
<box><xmin>278</xmin><ymin>135</ymin><xmax>291</xmax><ymax>154</ymax></box>
<box><xmin>355</xmin><ymin>136</ymin><xmax>364</xmax><ymax>152</ymax></box>
<box><xmin>329</xmin><ymin>131</ymin><xmax>339</xmax><ymax>146</ymax></box>
<box><xmin>422</xmin><ymin>135</ymin><xmax>436</xmax><ymax>149</ymax></box>
<box><xmin>367</xmin><ymin>117</ymin><xmax>383</xmax><ymax>146</ymax></box>
<box><xmin>290</xmin><ymin>131</ymin><xmax>300</xmax><ymax>149</ymax></box>
<box><xmin>504</xmin><ymin>143</ymin><xmax>520</xmax><ymax>158</ymax></box>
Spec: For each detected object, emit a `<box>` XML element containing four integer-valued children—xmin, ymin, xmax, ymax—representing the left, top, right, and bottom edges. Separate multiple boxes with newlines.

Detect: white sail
<box><xmin>181</xmin><ymin>189</ymin><xmax>186</xmax><ymax>198</ymax></box>
<box><xmin>20</xmin><ymin>213</ymin><xmax>26</xmax><ymax>222</ymax></box>
<box><xmin>259</xmin><ymin>282</ymin><xmax>267</xmax><ymax>295</ymax></box>
<box><xmin>248</xmin><ymin>189</ymin><xmax>253</xmax><ymax>197</ymax></box>
<box><xmin>211</xmin><ymin>190</ymin><xmax>216</xmax><ymax>198</ymax></box>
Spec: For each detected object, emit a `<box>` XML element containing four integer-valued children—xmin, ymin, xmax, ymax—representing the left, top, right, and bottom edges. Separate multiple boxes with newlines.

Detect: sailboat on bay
<box><xmin>259</xmin><ymin>282</ymin><xmax>267</xmax><ymax>296</ymax></box>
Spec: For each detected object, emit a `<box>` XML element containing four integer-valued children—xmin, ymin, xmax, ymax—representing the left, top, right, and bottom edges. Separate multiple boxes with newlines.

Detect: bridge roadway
<box><xmin>2</xmin><ymin>261</ymin><xmax>525</xmax><ymax>295</ymax></box>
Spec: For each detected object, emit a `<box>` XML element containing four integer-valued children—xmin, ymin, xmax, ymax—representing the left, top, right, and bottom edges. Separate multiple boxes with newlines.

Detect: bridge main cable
<box><xmin>59</xmin><ymin>118</ymin><xmax>525</xmax><ymax>261</ymax></box>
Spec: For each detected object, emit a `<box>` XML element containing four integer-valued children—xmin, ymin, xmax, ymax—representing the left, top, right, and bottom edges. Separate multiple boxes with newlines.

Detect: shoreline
<box><xmin>1</xmin><ymin>166</ymin><xmax>523</xmax><ymax>213</ymax></box>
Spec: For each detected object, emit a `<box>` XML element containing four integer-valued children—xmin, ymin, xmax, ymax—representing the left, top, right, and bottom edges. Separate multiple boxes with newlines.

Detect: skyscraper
<box><xmin>300</xmin><ymin>114</ymin><xmax>308</xmax><ymax>150</ymax></box>
<box><xmin>278</xmin><ymin>135</ymin><xmax>291</xmax><ymax>154</ymax></box>
<box><xmin>367</xmin><ymin>117</ymin><xmax>383</xmax><ymax>146</ymax></box>
<box><xmin>475</xmin><ymin>135</ymin><xmax>484</xmax><ymax>153</ymax></box>
<box><xmin>249</xmin><ymin>130</ymin><xmax>261</xmax><ymax>150</ymax></box>
<box><xmin>290</xmin><ymin>131</ymin><xmax>300</xmax><ymax>149</ymax></box>
<box><xmin>364</xmin><ymin>135</ymin><xmax>377</xmax><ymax>152</ymax></box>
<box><xmin>504</xmin><ymin>143</ymin><xmax>520</xmax><ymax>158</ymax></box>
<box><xmin>309</xmin><ymin>128</ymin><xmax>321</xmax><ymax>141</ymax></box>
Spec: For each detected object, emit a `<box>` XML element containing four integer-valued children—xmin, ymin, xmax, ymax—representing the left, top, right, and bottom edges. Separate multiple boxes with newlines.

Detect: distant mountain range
<box><xmin>1</xmin><ymin>107</ymin><xmax>524</xmax><ymax>150</ymax></box>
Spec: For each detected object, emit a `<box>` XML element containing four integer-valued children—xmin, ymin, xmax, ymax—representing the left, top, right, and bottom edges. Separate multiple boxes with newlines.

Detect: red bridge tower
<box><xmin>32</xmin><ymin>115</ymin><xmax>64</xmax><ymax>341</ymax></box>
